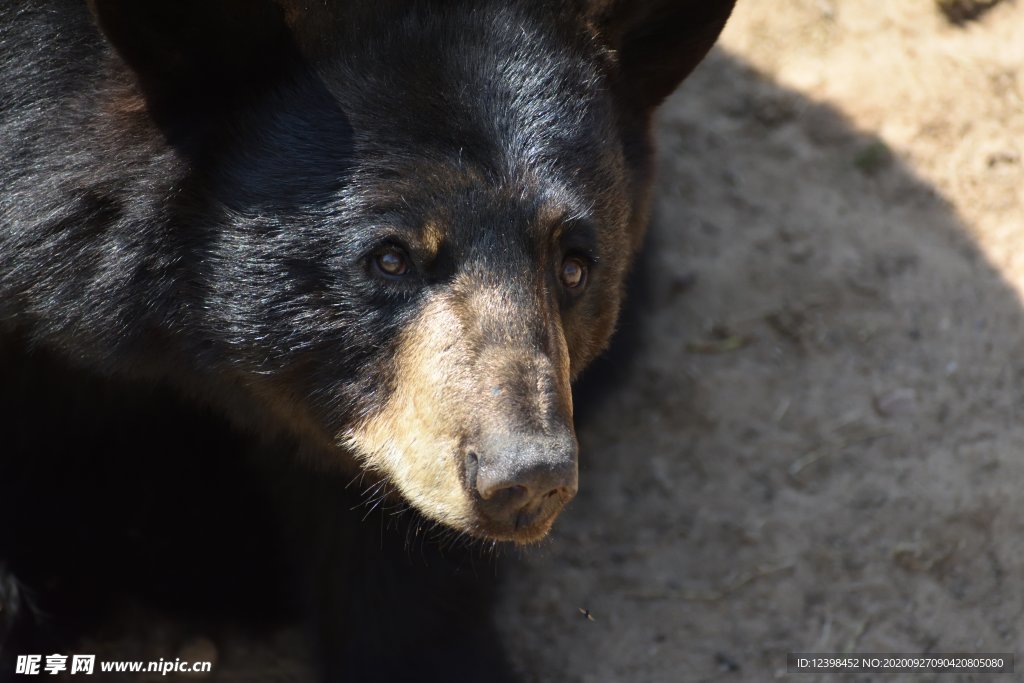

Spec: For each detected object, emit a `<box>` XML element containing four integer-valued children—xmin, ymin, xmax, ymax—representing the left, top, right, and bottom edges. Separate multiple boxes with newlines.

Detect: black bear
<box><xmin>0</xmin><ymin>0</ymin><xmax>734</xmax><ymax>680</ymax></box>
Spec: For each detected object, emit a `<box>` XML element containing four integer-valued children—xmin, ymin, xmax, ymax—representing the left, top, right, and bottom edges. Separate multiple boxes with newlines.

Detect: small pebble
<box><xmin>715</xmin><ymin>652</ymin><xmax>741</xmax><ymax>672</ymax></box>
<box><xmin>874</xmin><ymin>388</ymin><xmax>917</xmax><ymax>417</ymax></box>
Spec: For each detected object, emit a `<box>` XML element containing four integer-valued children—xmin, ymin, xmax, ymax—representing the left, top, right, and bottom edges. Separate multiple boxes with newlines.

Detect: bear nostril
<box><xmin>478</xmin><ymin>481</ymin><xmax>528</xmax><ymax>502</ymax></box>
<box><xmin>473</xmin><ymin>462</ymin><xmax>575</xmax><ymax>506</ymax></box>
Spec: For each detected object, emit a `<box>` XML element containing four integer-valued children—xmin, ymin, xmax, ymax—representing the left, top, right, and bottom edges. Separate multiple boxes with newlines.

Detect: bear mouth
<box><xmin>469</xmin><ymin>486</ymin><xmax>575</xmax><ymax>545</ymax></box>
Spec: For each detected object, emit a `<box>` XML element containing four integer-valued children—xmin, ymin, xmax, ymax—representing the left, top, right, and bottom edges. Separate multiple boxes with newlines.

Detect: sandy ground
<box><xmin>22</xmin><ymin>2</ymin><xmax>1024</xmax><ymax>681</ymax></box>
<box><xmin>497</xmin><ymin>1</ymin><xmax>1024</xmax><ymax>681</ymax></box>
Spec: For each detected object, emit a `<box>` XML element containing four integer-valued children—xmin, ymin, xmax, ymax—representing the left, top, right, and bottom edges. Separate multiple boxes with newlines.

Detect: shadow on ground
<box><xmin>504</xmin><ymin>49</ymin><xmax>1024</xmax><ymax>682</ymax></box>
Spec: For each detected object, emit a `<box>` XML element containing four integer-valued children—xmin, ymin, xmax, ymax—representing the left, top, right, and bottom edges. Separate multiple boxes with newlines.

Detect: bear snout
<box><xmin>464</xmin><ymin>428</ymin><xmax>578</xmax><ymax>543</ymax></box>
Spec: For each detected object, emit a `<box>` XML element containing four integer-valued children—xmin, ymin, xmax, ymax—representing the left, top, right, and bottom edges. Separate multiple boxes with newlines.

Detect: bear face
<box><xmin>186</xmin><ymin>10</ymin><xmax>636</xmax><ymax>541</ymax></box>
<box><xmin>1</xmin><ymin>0</ymin><xmax>734</xmax><ymax>545</ymax></box>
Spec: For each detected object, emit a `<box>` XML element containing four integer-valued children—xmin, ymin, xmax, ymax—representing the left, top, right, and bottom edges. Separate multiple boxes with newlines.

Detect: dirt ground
<box><xmin>497</xmin><ymin>1</ymin><xmax>1024</xmax><ymax>681</ymax></box>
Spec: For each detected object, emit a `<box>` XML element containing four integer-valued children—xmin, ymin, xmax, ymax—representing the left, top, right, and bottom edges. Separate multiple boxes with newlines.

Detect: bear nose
<box><xmin>466</xmin><ymin>429</ymin><xmax>578</xmax><ymax>530</ymax></box>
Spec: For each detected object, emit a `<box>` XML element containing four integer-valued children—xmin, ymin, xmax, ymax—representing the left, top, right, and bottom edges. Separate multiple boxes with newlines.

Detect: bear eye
<box><xmin>373</xmin><ymin>246</ymin><xmax>411</xmax><ymax>278</ymax></box>
<box><xmin>560</xmin><ymin>256</ymin><xmax>588</xmax><ymax>290</ymax></box>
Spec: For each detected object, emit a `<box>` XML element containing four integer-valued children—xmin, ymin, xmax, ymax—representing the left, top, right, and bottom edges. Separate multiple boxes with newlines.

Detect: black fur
<box><xmin>0</xmin><ymin>1</ymin><xmax>733</xmax><ymax>680</ymax></box>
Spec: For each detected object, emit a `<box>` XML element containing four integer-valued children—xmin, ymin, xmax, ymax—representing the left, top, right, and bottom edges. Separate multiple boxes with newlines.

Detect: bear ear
<box><xmin>88</xmin><ymin>0</ymin><xmax>301</xmax><ymax>112</ymax></box>
<box><xmin>597</xmin><ymin>0</ymin><xmax>736</xmax><ymax>113</ymax></box>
